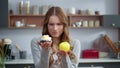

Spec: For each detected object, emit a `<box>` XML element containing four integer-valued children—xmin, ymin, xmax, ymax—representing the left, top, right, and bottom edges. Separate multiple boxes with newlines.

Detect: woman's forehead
<box><xmin>49</xmin><ymin>15</ymin><xmax>60</xmax><ymax>23</ymax></box>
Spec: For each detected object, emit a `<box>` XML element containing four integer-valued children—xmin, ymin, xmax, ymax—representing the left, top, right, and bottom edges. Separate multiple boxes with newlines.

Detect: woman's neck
<box><xmin>52</xmin><ymin>37</ymin><xmax>60</xmax><ymax>52</ymax></box>
<box><xmin>52</xmin><ymin>37</ymin><xmax>60</xmax><ymax>46</ymax></box>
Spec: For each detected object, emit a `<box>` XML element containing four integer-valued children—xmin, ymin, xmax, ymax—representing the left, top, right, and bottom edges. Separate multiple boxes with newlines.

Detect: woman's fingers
<box><xmin>68</xmin><ymin>50</ymin><xmax>76</xmax><ymax>58</ymax></box>
<box><xmin>38</xmin><ymin>41</ymin><xmax>52</xmax><ymax>49</ymax></box>
<box><xmin>57</xmin><ymin>50</ymin><xmax>67</xmax><ymax>57</ymax></box>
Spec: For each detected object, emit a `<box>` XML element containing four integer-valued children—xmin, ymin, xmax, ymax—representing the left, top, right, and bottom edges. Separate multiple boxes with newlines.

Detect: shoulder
<box><xmin>31</xmin><ymin>37</ymin><xmax>41</xmax><ymax>47</ymax></box>
<box><xmin>31</xmin><ymin>37</ymin><xmax>41</xmax><ymax>43</ymax></box>
<box><xmin>70</xmin><ymin>38</ymin><xmax>80</xmax><ymax>45</ymax></box>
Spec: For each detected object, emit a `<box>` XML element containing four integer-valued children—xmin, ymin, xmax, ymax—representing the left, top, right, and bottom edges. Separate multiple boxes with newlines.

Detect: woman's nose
<box><xmin>53</xmin><ymin>25</ymin><xmax>58</xmax><ymax>30</ymax></box>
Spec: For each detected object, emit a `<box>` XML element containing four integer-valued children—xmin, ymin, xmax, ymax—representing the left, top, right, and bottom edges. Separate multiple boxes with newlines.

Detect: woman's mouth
<box><xmin>52</xmin><ymin>32</ymin><xmax>58</xmax><ymax>35</ymax></box>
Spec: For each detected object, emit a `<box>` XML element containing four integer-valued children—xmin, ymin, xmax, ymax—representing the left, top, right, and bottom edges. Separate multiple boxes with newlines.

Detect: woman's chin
<box><xmin>51</xmin><ymin>35</ymin><xmax>60</xmax><ymax>38</ymax></box>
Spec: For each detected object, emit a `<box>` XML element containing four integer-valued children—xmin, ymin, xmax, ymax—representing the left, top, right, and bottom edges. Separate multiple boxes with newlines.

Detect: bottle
<box><xmin>95</xmin><ymin>11</ymin><xmax>100</xmax><ymax>15</ymax></box>
<box><xmin>42</xmin><ymin>5</ymin><xmax>48</xmax><ymax>15</ymax></box>
<box><xmin>78</xmin><ymin>9</ymin><xmax>82</xmax><ymax>15</ymax></box>
<box><xmin>19</xmin><ymin>1</ymin><xmax>23</xmax><ymax>15</ymax></box>
<box><xmin>9</xmin><ymin>9</ymin><xmax>14</xmax><ymax>15</ymax></box>
<box><xmin>26</xmin><ymin>0</ymin><xmax>30</xmax><ymax>15</ymax></box>
<box><xmin>33</xmin><ymin>5</ymin><xmax>39</xmax><ymax>15</ymax></box>
<box><xmin>86</xmin><ymin>9</ymin><xmax>90</xmax><ymax>15</ymax></box>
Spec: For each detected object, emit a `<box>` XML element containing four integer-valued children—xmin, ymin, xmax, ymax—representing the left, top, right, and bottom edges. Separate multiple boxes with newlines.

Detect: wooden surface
<box><xmin>103</xmin><ymin>35</ymin><xmax>119</xmax><ymax>53</ymax></box>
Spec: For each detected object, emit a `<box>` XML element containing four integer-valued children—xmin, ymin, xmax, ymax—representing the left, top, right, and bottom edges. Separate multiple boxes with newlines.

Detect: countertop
<box><xmin>5</xmin><ymin>58</ymin><xmax>34</xmax><ymax>64</ymax></box>
<box><xmin>79</xmin><ymin>58</ymin><xmax>120</xmax><ymax>63</ymax></box>
<box><xmin>5</xmin><ymin>58</ymin><xmax>120</xmax><ymax>64</ymax></box>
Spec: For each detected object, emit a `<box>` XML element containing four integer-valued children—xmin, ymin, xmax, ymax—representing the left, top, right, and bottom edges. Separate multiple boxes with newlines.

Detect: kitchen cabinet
<box><xmin>78</xmin><ymin>59</ymin><xmax>120</xmax><ymax>68</ymax></box>
<box><xmin>5</xmin><ymin>58</ymin><xmax>35</xmax><ymax>68</ymax></box>
<box><xmin>9</xmin><ymin>14</ymin><xmax>103</xmax><ymax>28</ymax></box>
<box><xmin>5</xmin><ymin>64</ymin><xmax>35</xmax><ymax>68</ymax></box>
<box><xmin>0</xmin><ymin>0</ymin><xmax>8</xmax><ymax>28</ymax></box>
<box><xmin>103</xmin><ymin>15</ymin><xmax>120</xmax><ymax>28</ymax></box>
<box><xmin>78</xmin><ymin>63</ymin><xmax>120</xmax><ymax>68</ymax></box>
<box><xmin>119</xmin><ymin>0</ymin><xmax>120</xmax><ymax>14</ymax></box>
<box><xmin>118</xmin><ymin>0</ymin><xmax>120</xmax><ymax>40</ymax></box>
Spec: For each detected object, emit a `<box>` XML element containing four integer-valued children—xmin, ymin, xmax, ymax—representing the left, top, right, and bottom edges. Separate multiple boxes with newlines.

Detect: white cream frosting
<box><xmin>40</xmin><ymin>35</ymin><xmax>52</xmax><ymax>41</ymax></box>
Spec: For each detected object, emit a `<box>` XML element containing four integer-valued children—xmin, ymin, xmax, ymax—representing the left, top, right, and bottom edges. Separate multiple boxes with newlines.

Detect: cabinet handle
<box><xmin>112</xmin><ymin>23</ymin><xmax>115</xmax><ymax>27</ymax></box>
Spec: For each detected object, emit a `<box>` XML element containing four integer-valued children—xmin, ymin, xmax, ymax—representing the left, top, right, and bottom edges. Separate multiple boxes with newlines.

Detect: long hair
<box><xmin>42</xmin><ymin>6</ymin><xmax>76</xmax><ymax>67</ymax></box>
<box><xmin>42</xmin><ymin>6</ymin><xmax>70</xmax><ymax>43</ymax></box>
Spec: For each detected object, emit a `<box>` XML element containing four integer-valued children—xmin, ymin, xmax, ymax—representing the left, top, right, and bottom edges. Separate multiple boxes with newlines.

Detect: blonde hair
<box><xmin>42</xmin><ymin>6</ymin><xmax>77</xmax><ymax>66</ymax></box>
<box><xmin>42</xmin><ymin>6</ymin><xmax>70</xmax><ymax>43</ymax></box>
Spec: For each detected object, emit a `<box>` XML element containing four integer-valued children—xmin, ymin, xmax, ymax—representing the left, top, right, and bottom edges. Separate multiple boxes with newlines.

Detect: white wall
<box><xmin>8</xmin><ymin>0</ymin><xmax>118</xmax><ymax>15</ymax></box>
<box><xmin>0</xmin><ymin>28</ymin><xmax>118</xmax><ymax>58</ymax></box>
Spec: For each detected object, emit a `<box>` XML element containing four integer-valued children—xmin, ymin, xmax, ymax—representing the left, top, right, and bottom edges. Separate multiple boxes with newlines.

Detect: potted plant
<box><xmin>0</xmin><ymin>38</ymin><xmax>12</xmax><ymax>68</ymax></box>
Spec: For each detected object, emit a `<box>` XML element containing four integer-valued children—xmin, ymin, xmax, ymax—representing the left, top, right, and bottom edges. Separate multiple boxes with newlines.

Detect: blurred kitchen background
<box><xmin>0</xmin><ymin>0</ymin><xmax>119</xmax><ymax>59</ymax></box>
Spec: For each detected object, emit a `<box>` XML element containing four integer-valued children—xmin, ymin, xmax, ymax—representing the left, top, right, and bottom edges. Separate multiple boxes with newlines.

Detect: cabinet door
<box><xmin>118</xmin><ymin>1</ymin><xmax>120</xmax><ymax>41</ymax></box>
<box><xmin>0</xmin><ymin>0</ymin><xmax>8</xmax><ymax>28</ymax></box>
<box><xmin>103</xmin><ymin>15</ymin><xmax>120</xmax><ymax>27</ymax></box>
<box><xmin>5</xmin><ymin>64</ymin><xmax>35</xmax><ymax>68</ymax></box>
<box><xmin>78</xmin><ymin>62</ymin><xmax>120</xmax><ymax>68</ymax></box>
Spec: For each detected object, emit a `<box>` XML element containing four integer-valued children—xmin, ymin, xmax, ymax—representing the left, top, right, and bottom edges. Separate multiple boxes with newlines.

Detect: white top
<box><xmin>31</xmin><ymin>37</ymin><xmax>81</xmax><ymax>68</ymax></box>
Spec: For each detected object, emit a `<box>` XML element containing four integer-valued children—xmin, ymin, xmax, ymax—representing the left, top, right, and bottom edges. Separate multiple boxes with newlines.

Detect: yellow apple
<box><xmin>59</xmin><ymin>42</ymin><xmax>70</xmax><ymax>52</ymax></box>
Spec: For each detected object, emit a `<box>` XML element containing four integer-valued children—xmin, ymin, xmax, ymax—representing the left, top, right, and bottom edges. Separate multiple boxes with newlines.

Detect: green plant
<box><xmin>0</xmin><ymin>38</ymin><xmax>12</xmax><ymax>68</ymax></box>
<box><xmin>0</xmin><ymin>45</ymin><xmax>9</xmax><ymax>68</ymax></box>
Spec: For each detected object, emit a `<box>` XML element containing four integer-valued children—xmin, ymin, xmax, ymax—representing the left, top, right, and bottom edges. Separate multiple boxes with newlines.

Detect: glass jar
<box><xmin>89</xmin><ymin>20</ymin><xmax>94</xmax><ymax>27</ymax></box>
<box><xmin>82</xmin><ymin>20</ymin><xmax>88</xmax><ymax>27</ymax></box>
<box><xmin>94</xmin><ymin>20</ymin><xmax>100</xmax><ymax>27</ymax></box>
<box><xmin>33</xmin><ymin>5</ymin><xmax>39</xmax><ymax>15</ymax></box>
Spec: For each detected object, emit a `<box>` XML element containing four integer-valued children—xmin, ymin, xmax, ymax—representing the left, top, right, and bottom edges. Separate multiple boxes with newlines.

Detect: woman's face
<box><xmin>48</xmin><ymin>15</ymin><xmax>64</xmax><ymax>38</ymax></box>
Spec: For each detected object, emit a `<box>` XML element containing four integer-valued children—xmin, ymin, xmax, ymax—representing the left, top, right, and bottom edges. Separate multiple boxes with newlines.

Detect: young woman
<box><xmin>31</xmin><ymin>6</ymin><xmax>81</xmax><ymax>68</ymax></box>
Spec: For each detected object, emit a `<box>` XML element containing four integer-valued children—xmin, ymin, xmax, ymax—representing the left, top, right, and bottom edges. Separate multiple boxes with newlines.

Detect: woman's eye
<box><xmin>57</xmin><ymin>23</ymin><xmax>63</xmax><ymax>25</ymax></box>
<box><xmin>48</xmin><ymin>23</ymin><xmax>54</xmax><ymax>26</ymax></box>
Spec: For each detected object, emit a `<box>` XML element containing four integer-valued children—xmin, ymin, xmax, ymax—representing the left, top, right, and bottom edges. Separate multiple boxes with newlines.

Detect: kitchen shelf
<box><xmin>68</xmin><ymin>15</ymin><xmax>103</xmax><ymax>27</ymax></box>
<box><xmin>9</xmin><ymin>14</ymin><xmax>103</xmax><ymax>28</ymax></box>
<box><xmin>9</xmin><ymin>15</ymin><xmax>45</xmax><ymax>28</ymax></box>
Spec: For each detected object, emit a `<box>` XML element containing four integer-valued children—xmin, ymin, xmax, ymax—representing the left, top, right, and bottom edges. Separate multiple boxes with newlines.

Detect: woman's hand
<box><xmin>68</xmin><ymin>50</ymin><xmax>76</xmax><ymax>59</ymax></box>
<box><xmin>38</xmin><ymin>41</ymin><xmax>52</xmax><ymax>50</ymax></box>
<box><xmin>57</xmin><ymin>50</ymin><xmax>67</xmax><ymax>58</ymax></box>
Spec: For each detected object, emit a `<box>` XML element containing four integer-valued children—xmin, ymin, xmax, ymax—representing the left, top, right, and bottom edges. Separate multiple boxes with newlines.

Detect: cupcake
<box><xmin>40</xmin><ymin>35</ymin><xmax>52</xmax><ymax>42</ymax></box>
